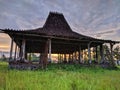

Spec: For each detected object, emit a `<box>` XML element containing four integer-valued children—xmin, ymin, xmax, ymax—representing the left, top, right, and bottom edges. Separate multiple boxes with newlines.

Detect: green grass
<box><xmin>0</xmin><ymin>62</ymin><xmax>120</xmax><ymax>90</ymax></box>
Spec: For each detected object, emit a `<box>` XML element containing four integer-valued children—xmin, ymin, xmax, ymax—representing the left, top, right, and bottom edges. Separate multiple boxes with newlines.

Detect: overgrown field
<box><xmin>0</xmin><ymin>61</ymin><xmax>120</xmax><ymax>90</ymax></box>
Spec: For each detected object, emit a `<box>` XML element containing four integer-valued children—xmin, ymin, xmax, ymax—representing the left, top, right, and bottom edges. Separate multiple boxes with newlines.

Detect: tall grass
<box><xmin>0</xmin><ymin>62</ymin><xmax>120</xmax><ymax>90</ymax></box>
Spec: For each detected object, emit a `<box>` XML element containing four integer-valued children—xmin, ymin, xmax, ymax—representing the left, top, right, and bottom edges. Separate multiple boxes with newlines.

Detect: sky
<box><xmin>0</xmin><ymin>0</ymin><xmax>120</xmax><ymax>52</ymax></box>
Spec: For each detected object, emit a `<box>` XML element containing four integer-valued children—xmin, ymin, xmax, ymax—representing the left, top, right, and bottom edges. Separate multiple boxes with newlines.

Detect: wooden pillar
<box><xmin>59</xmin><ymin>54</ymin><xmax>61</xmax><ymax>63</ymax></box>
<box><xmin>72</xmin><ymin>53</ymin><xmax>74</xmax><ymax>62</ymax></box>
<box><xmin>25</xmin><ymin>52</ymin><xmax>27</xmax><ymax>60</ymax></box>
<box><xmin>21</xmin><ymin>39</ymin><xmax>26</xmax><ymax>60</ymax></box>
<box><xmin>58</xmin><ymin>54</ymin><xmax>61</xmax><ymax>63</ymax></box>
<box><xmin>74</xmin><ymin>52</ymin><xmax>77</xmax><ymax>60</ymax></box>
<box><xmin>78</xmin><ymin>46</ymin><xmax>81</xmax><ymax>63</ymax></box>
<box><xmin>44</xmin><ymin>40</ymin><xmax>49</xmax><ymax>68</ymax></box>
<box><xmin>88</xmin><ymin>43</ymin><xmax>91</xmax><ymax>64</ymax></box>
<box><xmin>19</xmin><ymin>46</ymin><xmax>22</xmax><ymax>58</ymax></box>
<box><xmin>95</xmin><ymin>46</ymin><xmax>98</xmax><ymax>62</ymax></box>
<box><xmin>39</xmin><ymin>53</ymin><xmax>44</xmax><ymax>68</ymax></box>
<box><xmin>82</xmin><ymin>50</ymin><xmax>84</xmax><ymax>61</ymax></box>
<box><xmin>14</xmin><ymin>44</ymin><xmax>17</xmax><ymax>60</ymax></box>
<box><xmin>68</xmin><ymin>54</ymin><xmax>70</xmax><ymax>62</ymax></box>
<box><xmin>64</xmin><ymin>54</ymin><xmax>66</xmax><ymax>61</ymax></box>
<box><xmin>110</xmin><ymin>43</ymin><xmax>114</xmax><ymax>57</ymax></box>
<box><xmin>61</xmin><ymin>54</ymin><xmax>63</xmax><ymax>63</ymax></box>
<box><xmin>9</xmin><ymin>38</ymin><xmax>14</xmax><ymax>61</ymax></box>
<box><xmin>57</xmin><ymin>54</ymin><xmax>60</xmax><ymax>63</ymax></box>
<box><xmin>100</xmin><ymin>44</ymin><xmax>104</xmax><ymax>63</ymax></box>
<box><xmin>60</xmin><ymin>54</ymin><xmax>62</xmax><ymax>62</ymax></box>
<box><xmin>64</xmin><ymin>54</ymin><xmax>67</xmax><ymax>63</ymax></box>
<box><xmin>48</xmin><ymin>39</ymin><xmax>51</xmax><ymax>61</ymax></box>
<box><xmin>110</xmin><ymin>43</ymin><xmax>116</xmax><ymax>66</ymax></box>
<box><xmin>16</xmin><ymin>46</ymin><xmax>19</xmax><ymax>58</ymax></box>
<box><xmin>29</xmin><ymin>53</ymin><xmax>32</xmax><ymax>61</ymax></box>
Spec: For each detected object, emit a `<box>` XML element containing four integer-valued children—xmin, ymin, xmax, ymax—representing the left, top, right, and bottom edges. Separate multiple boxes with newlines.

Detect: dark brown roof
<box><xmin>24</xmin><ymin>12</ymin><xmax>95</xmax><ymax>40</ymax></box>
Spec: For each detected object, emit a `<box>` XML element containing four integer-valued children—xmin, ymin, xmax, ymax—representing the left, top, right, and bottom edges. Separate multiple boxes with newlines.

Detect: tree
<box><xmin>1</xmin><ymin>54</ymin><xmax>6</xmax><ymax>61</ymax></box>
<box><xmin>113</xmin><ymin>46</ymin><xmax>120</xmax><ymax>60</ymax></box>
<box><xmin>103</xmin><ymin>44</ymin><xmax>116</xmax><ymax>67</ymax></box>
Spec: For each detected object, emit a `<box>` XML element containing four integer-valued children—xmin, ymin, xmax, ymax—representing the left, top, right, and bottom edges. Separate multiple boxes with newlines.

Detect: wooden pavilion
<box><xmin>0</xmin><ymin>12</ymin><xmax>119</xmax><ymax>69</ymax></box>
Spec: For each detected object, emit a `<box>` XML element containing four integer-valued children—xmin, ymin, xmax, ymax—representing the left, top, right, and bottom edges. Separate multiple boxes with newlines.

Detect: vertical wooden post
<box><xmin>44</xmin><ymin>40</ymin><xmax>49</xmax><ymax>68</ymax></box>
<box><xmin>48</xmin><ymin>39</ymin><xmax>51</xmax><ymax>61</ymax></box>
<box><xmin>88</xmin><ymin>43</ymin><xmax>91</xmax><ymax>64</ymax></box>
<box><xmin>82</xmin><ymin>50</ymin><xmax>84</xmax><ymax>61</ymax></box>
<box><xmin>61</xmin><ymin>54</ymin><xmax>63</xmax><ymax>62</ymax></box>
<box><xmin>74</xmin><ymin>52</ymin><xmax>77</xmax><ymax>60</ymax></box>
<box><xmin>59</xmin><ymin>54</ymin><xmax>61</xmax><ymax>63</ymax></box>
<box><xmin>16</xmin><ymin>46</ymin><xmax>19</xmax><ymax>58</ymax></box>
<box><xmin>22</xmin><ymin>39</ymin><xmax>26</xmax><ymax>60</ymax></box>
<box><xmin>72</xmin><ymin>53</ymin><xmax>73</xmax><ymax>62</ymax></box>
<box><xmin>9</xmin><ymin>38</ymin><xmax>14</xmax><ymax>61</ymax></box>
<box><xmin>29</xmin><ymin>53</ymin><xmax>32</xmax><ymax>61</ymax></box>
<box><xmin>19</xmin><ymin>46</ymin><xmax>22</xmax><ymax>58</ymax></box>
<box><xmin>14</xmin><ymin>44</ymin><xmax>17</xmax><ymax>60</ymax></box>
<box><xmin>110</xmin><ymin>43</ymin><xmax>114</xmax><ymax>57</ymax></box>
<box><xmin>79</xmin><ymin>46</ymin><xmax>81</xmax><ymax>63</ymax></box>
<box><xmin>100</xmin><ymin>44</ymin><xmax>104</xmax><ymax>63</ymax></box>
<box><xmin>110</xmin><ymin>43</ymin><xmax>115</xmax><ymax>67</ymax></box>
<box><xmin>68</xmin><ymin>54</ymin><xmax>70</xmax><ymax>62</ymax></box>
<box><xmin>95</xmin><ymin>46</ymin><xmax>98</xmax><ymax>62</ymax></box>
<box><xmin>25</xmin><ymin>52</ymin><xmax>27</xmax><ymax>60</ymax></box>
<box><xmin>64</xmin><ymin>54</ymin><xmax>67</xmax><ymax>63</ymax></box>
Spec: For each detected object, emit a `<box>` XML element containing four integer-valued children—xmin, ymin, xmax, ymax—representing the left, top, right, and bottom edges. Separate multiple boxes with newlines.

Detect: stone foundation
<box><xmin>9</xmin><ymin>61</ymin><xmax>40</xmax><ymax>70</ymax></box>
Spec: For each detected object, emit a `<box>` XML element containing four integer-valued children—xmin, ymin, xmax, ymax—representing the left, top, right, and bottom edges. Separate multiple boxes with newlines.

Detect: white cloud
<box><xmin>0</xmin><ymin>0</ymin><xmax>120</xmax><ymax>51</ymax></box>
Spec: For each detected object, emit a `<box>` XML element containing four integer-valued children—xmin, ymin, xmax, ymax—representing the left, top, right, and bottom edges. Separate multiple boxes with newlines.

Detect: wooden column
<box><xmin>21</xmin><ymin>39</ymin><xmax>26</xmax><ymax>60</ymax></box>
<box><xmin>95</xmin><ymin>46</ymin><xmax>98</xmax><ymax>62</ymax></box>
<box><xmin>44</xmin><ymin>40</ymin><xmax>49</xmax><ymax>68</ymax></box>
<box><xmin>78</xmin><ymin>46</ymin><xmax>81</xmax><ymax>63</ymax></box>
<box><xmin>72</xmin><ymin>53</ymin><xmax>74</xmax><ymax>62</ymax></box>
<box><xmin>100</xmin><ymin>44</ymin><xmax>104</xmax><ymax>63</ymax></box>
<box><xmin>68</xmin><ymin>54</ymin><xmax>71</xmax><ymax>62</ymax></box>
<box><xmin>57</xmin><ymin>54</ymin><xmax>60</xmax><ymax>63</ymax></box>
<box><xmin>74</xmin><ymin>52</ymin><xmax>77</xmax><ymax>60</ymax></box>
<box><xmin>110</xmin><ymin>43</ymin><xmax>114</xmax><ymax>57</ymax></box>
<box><xmin>14</xmin><ymin>44</ymin><xmax>17</xmax><ymax>60</ymax></box>
<box><xmin>110</xmin><ymin>43</ymin><xmax>115</xmax><ymax>67</ymax></box>
<box><xmin>59</xmin><ymin>54</ymin><xmax>61</xmax><ymax>63</ymax></box>
<box><xmin>82</xmin><ymin>50</ymin><xmax>84</xmax><ymax>61</ymax></box>
<box><xmin>48</xmin><ymin>39</ymin><xmax>51</xmax><ymax>61</ymax></box>
<box><xmin>64</xmin><ymin>54</ymin><xmax>67</xmax><ymax>63</ymax></box>
<box><xmin>62</xmin><ymin>54</ymin><xmax>64</xmax><ymax>62</ymax></box>
<box><xmin>25</xmin><ymin>52</ymin><xmax>27</xmax><ymax>60</ymax></box>
<box><xmin>9</xmin><ymin>38</ymin><xmax>14</xmax><ymax>61</ymax></box>
<box><xmin>16</xmin><ymin>46</ymin><xmax>19</xmax><ymax>58</ymax></box>
<box><xmin>19</xmin><ymin>46</ymin><xmax>22</xmax><ymax>58</ymax></box>
<box><xmin>88</xmin><ymin>43</ymin><xmax>91</xmax><ymax>64</ymax></box>
<box><xmin>29</xmin><ymin>53</ymin><xmax>32</xmax><ymax>61</ymax></box>
<box><xmin>39</xmin><ymin>40</ymin><xmax>49</xmax><ymax>69</ymax></box>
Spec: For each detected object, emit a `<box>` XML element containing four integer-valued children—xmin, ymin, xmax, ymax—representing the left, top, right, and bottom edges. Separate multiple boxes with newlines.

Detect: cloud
<box><xmin>0</xmin><ymin>0</ymin><xmax>120</xmax><ymax>51</ymax></box>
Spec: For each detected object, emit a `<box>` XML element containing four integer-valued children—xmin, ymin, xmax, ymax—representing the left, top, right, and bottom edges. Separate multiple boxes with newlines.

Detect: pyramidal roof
<box><xmin>43</xmin><ymin>12</ymin><xmax>71</xmax><ymax>30</ymax></box>
<box><xmin>27</xmin><ymin>12</ymin><xmax>91</xmax><ymax>39</ymax></box>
